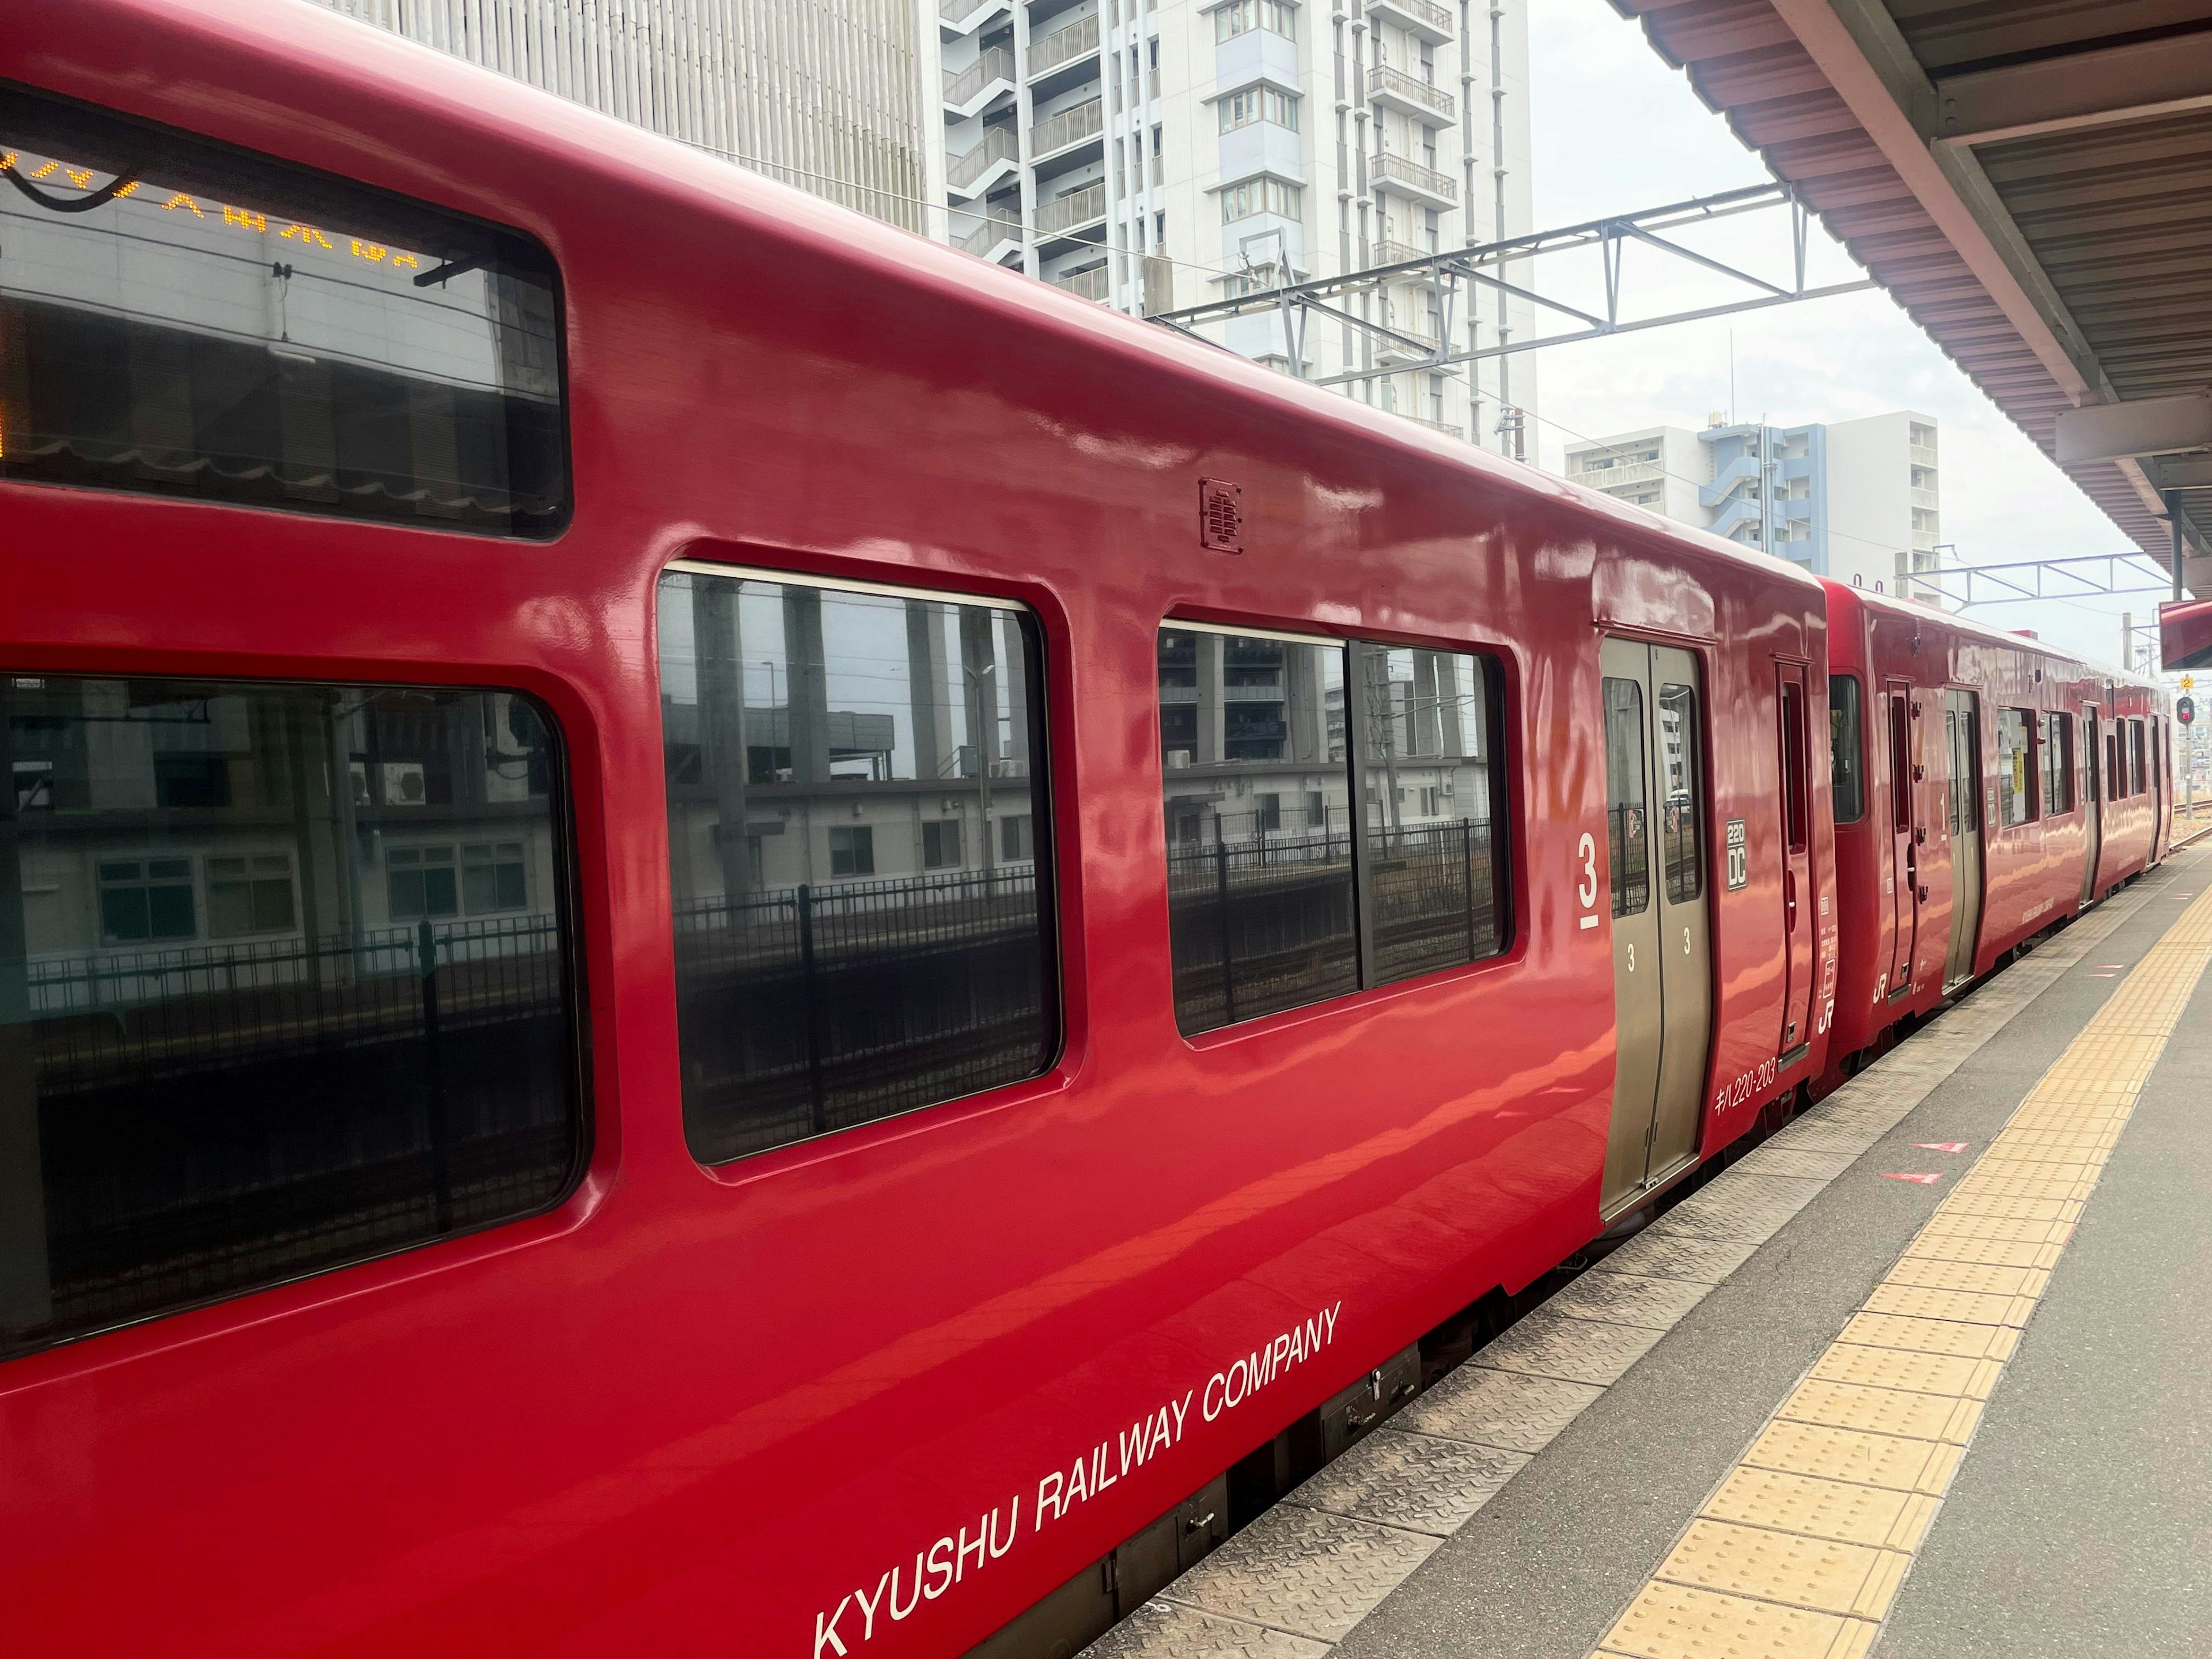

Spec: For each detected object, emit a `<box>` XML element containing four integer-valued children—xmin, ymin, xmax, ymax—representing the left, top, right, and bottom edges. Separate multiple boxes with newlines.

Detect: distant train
<box><xmin>0</xmin><ymin>5</ymin><xmax>2171</xmax><ymax>1658</ymax></box>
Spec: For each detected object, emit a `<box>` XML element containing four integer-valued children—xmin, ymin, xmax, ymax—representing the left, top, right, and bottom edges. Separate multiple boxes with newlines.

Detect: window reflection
<box><xmin>658</xmin><ymin>570</ymin><xmax>1056</xmax><ymax>1165</ymax></box>
<box><xmin>1604</xmin><ymin>678</ymin><xmax>1649</xmax><ymax>916</ymax></box>
<box><xmin>1657</xmin><ymin>682</ymin><xmax>1701</xmax><ymax>904</ymax></box>
<box><xmin>1</xmin><ymin>675</ymin><xmax>578</xmax><ymax>1362</ymax></box>
<box><xmin>1355</xmin><ymin>644</ymin><xmax>1506</xmax><ymax>984</ymax></box>
<box><xmin>1161</xmin><ymin>629</ymin><xmax>1356</xmax><ymax>1034</ymax></box>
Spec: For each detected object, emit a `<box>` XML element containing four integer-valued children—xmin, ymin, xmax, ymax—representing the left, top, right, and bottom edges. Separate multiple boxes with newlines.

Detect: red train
<box><xmin>0</xmin><ymin>6</ymin><xmax>2169</xmax><ymax>1657</ymax></box>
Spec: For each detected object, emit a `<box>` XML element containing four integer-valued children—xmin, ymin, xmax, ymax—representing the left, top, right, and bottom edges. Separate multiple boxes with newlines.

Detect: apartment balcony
<box><xmin>1142</xmin><ymin>253</ymin><xmax>1173</xmax><ymax>317</ymax></box>
<box><xmin>1031</xmin><ymin>97</ymin><xmax>1104</xmax><ymax>167</ymax></box>
<box><xmin>1368</xmin><ymin>64</ymin><xmax>1455</xmax><ymax>122</ymax></box>
<box><xmin>1374</xmin><ymin>237</ymin><xmax>1429</xmax><ymax>267</ymax></box>
<box><xmin>1034</xmin><ymin>179</ymin><xmax>1107</xmax><ymax>241</ymax></box>
<box><xmin>955</xmin><ymin>212</ymin><xmax>1023</xmax><ymax>260</ymax></box>
<box><xmin>1028</xmin><ymin>11</ymin><xmax>1100</xmax><ymax>79</ymax></box>
<box><xmin>1051</xmin><ymin>263</ymin><xmax>1111</xmax><ymax>302</ymax></box>
<box><xmin>940</xmin><ymin>0</ymin><xmax>1011</xmax><ymax>31</ymax></box>
<box><xmin>1911</xmin><ymin>486</ymin><xmax>1939</xmax><ymax>511</ymax></box>
<box><xmin>1573</xmin><ymin>458</ymin><xmax>1664</xmax><ymax>488</ymax></box>
<box><xmin>946</xmin><ymin>126</ymin><xmax>1020</xmax><ymax>198</ymax></box>
<box><xmin>1376</xmin><ymin>314</ymin><xmax>1442</xmax><ymax>364</ymax></box>
<box><xmin>1366</xmin><ymin>0</ymin><xmax>1454</xmax><ymax>43</ymax></box>
<box><xmin>1371</xmin><ymin>151</ymin><xmax>1458</xmax><ymax>208</ymax></box>
<box><xmin>944</xmin><ymin>46</ymin><xmax>1016</xmax><ymax>116</ymax></box>
<box><xmin>1913</xmin><ymin>527</ymin><xmax>1941</xmax><ymax>553</ymax></box>
<box><xmin>1910</xmin><ymin>442</ymin><xmax>1938</xmax><ymax>468</ymax></box>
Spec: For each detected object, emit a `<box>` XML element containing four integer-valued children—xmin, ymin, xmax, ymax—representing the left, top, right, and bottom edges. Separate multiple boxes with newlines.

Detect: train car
<box><xmin>1819</xmin><ymin>581</ymin><xmax>2169</xmax><ymax>1085</ymax></box>
<box><xmin>0</xmin><ymin>5</ymin><xmax>1858</xmax><ymax>1656</ymax></box>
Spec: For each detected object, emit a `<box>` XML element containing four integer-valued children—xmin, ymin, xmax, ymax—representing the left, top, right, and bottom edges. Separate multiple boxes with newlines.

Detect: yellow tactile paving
<box><xmin>1834</xmin><ymin>1312</ymin><xmax>2019</xmax><ymax>1361</ymax></box>
<box><xmin>1740</xmin><ymin>1421</ymin><xmax>1961</xmax><ymax>1496</ymax></box>
<box><xmin>1700</xmin><ymin>1467</ymin><xmax>1940</xmax><ymax>1551</ymax></box>
<box><xmin>1654</xmin><ymin>1520</ymin><xmax>1910</xmax><ymax>1619</ymax></box>
<box><xmin>1601</xmin><ymin>1581</ymin><xmax>1878</xmax><ymax>1659</ymax></box>
<box><xmin>1859</xmin><ymin>1283</ymin><xmax>2036</xmax><ymax>1328</ymax></box>
<box><xmin>1806</xmin><ymin>1344</ymin><xmax>2003</xmax><ymax>1400</ymax></box>
<box><xmin>1588</xmin><ymin>874</ymin><xmax>2212</xmax><ymax>1659</ymax></box>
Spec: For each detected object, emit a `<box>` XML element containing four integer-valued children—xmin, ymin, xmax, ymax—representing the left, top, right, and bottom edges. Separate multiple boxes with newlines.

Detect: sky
<box><xmin>1519</xmin><ymin>0</ymin><xmax>2176</xmax><ymax>673</ymax></box>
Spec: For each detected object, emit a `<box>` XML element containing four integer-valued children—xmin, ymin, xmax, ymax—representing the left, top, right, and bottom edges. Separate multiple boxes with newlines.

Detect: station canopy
<box><xmin>1611</xmin><ymin>1</ymin><xmax>2212</xmax><ymax>599</ymax></box>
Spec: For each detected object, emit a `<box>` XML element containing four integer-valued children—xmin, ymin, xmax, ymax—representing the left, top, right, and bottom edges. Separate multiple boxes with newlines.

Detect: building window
<box><xmin>1</xmin><ymin>675</ymin><xmax>579</xmax><ymax>1365</ymax></box>
<box><xmin>828</xmin><ymin>825</ymin><xmax>876</xmax><ymax>877</ymax></box>
<box><xmin>2043</xmin><ymin>714</ymin><xmax>2074</xmax><ymax>815</ymax></box>
<box><xmin>463</xmin><ymin>841</ymin><xmax>529</xmax><ymax>913</ymax></box>
<box><xmin>207</xmin><ymin>853</ymin><xmax>298</xmax><ymax>938</ymax></box>
<box><xmin>1219</xmin><ymin>84</ymin><xmax>1298</xmax><ymax>132</ymax></box>
<box><xmin>1160</xmin><ymin>627</ymin><xmax>1510</xmax><ymax>1033</ymax></box>
<box><xmin>1997</xmin><ymin>710</ymin><xmax>2036</xmax><ymax>827</ymax></box>
<box><xmin>98</xmin><ymin>857</ymin><xmax>198</xmax><ymax>945</ymax></box>
<box><xmin>657</xmin><ymin>567</ymin><xmax>1058</xmax><ymax>1166</ymax></box>
<box><xmin>1221</xmin><ymin>175</ymin><xmax>1302</xmax><ymax>224</ymax></box>
<box><xmin>388</xmin><ymin>846</ymin><xmax>460</xmax><ymax>921</ymax></box>
<box><xmin>1215</xmin><ymin>0</ymin><xmax>1295</xmax><ymax>42</ymax></box>
<box><xmin>922</xmin><ymin>820</ymin><xmax>964</xmax><ymax>870</ymax></box>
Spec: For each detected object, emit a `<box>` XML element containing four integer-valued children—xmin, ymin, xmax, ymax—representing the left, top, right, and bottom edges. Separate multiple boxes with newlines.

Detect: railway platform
<box><xmin>1091</xmin><ymin>838</ymin><xmax>2212</xmax><ymax>1659</ymax></box>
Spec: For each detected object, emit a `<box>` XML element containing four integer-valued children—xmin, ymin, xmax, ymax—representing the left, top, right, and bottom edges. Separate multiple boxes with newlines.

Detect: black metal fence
<box><xmin>1609</xmin><ymin>804</ymin><xmax>1650</xmax><ymax>916</ymax></box>
<box><xmin>14</xmin><ymin>914</ymin><xmax>577</xmax><ymax>1355</ymax></box>
<box><xmin>671</xmin><ymin>867</ymin><xmax>1053</xmax><ymax>1165</ymax></box>
<box><xmin>1366</xmin><ymin>820</ymin><xmax>1503</xmax><ymax>984</ymax></box>
<box><xmin>1166</xmin><ymin>828</ymin><xmax>1360</xmax><ymax>1033</ymax></box>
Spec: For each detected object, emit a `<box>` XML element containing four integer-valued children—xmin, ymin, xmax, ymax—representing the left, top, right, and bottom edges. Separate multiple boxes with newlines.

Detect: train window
<box><xmin>1161</xmin><ymin>627</ymin><xmax>1357</xmax><ymax>1033</ymax></box>
<box><xmin>2131</xmin><ymin>720</ymin><xmax>2147</xmax><ymax>797</ymax></box>
<box><xmin>1354</xmin><ymin>645</ymin><xmax>1509</xmax><ymax>986</ymax></box>
<box><xmin>1780</xmin><ymin>681</ymin><xmax>1810</xmax><ymax>854</ymax></box>
<box><xmin>1159</xmin><ymin>631</ymin><xmax>1512</xmax><ymax>1031</ymax></box>
<box><xmin>0</xmin><ymin>675</ymin><xmax>581</xmax><ymax>1364</ymax></box>
<box><xmin>1603</xmin><ymin>677</ymin><xmax>1650</xmax><ymax>918</ymax></box>
<box><xmin>1887</xmin><ymin>694</ymin><xmax>1912</xmax><ymax>833</ymax></box>
<box><xmin>660</xmin><ymin>567</ymin><xmax>1057</xmax><ymax>1164</ymax></box>
<box><xmin>0</xmin><ymin>84</ymin><xmax>565</xmax><ymax>536</ymax></box>
<box><xmin>1828</xmin><ymin>676</ymin><xmax>1865</xmax><ymax>824</ymax></box>
<box><xmin>2044</xmin><ymin>714</ymin><xmax>2074</xmax><ymax>815</ymax></box>
<box><xmin>1996</xmin><ymin>710</ymin><xmax>2035</xmax><ymax>827</ymax></box>
<box><xmin>1657</xmin><ymin>681</ymin><xmax>1702</xmax><ymax>903</ymax></box>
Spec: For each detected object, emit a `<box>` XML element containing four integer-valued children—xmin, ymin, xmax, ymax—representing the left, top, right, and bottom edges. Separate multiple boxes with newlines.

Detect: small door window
<box><xmin>1828</xmin><ymin>676</ymin><xmax>1865</xmax><ymax>824</ymax></box>
<box><xmin>1657</xmin><ymin>682</ymin><xmax>1702</xmax><ymax>903</ymax></box>
<box><xmin>1603</xmin><ymin>678</ymin><xmax>1649</xmax><ymax>918</ymax></box>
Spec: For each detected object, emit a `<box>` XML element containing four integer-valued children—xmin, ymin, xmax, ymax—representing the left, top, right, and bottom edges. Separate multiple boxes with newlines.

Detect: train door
<box><xmin>1777</xmin><ymin>665</ymin><xmax>1815</xmax><ymax>1057</ymax></box>
<box><xmin>1944</xmin><ymin>690</ymin><xmax>1983</xmax><ymax>990</ymax></box>
<box><xmin>1599</xmin><ymin>639</ymin><xmax>1713</xmax><ymax>1214</ymax></box>
<box><xmin>1884</xmin><ymin>680</ymin><xmax>1918</xmax><ymax>998</ymax></box>
<box><xmin>2082</xmin><ymin>707</ymin><xmax>2103</xmax><ymax>904</ymax></box>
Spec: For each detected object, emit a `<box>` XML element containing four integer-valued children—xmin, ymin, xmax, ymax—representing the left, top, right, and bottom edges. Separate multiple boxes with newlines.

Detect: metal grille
<box><xmin>316</xmin><ymin>0</ymin><xmax>929</xmax><ymax>230</ymax></box>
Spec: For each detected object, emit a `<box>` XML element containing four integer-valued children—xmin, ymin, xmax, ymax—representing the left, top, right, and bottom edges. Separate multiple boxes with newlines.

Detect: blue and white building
<box><xmin>1566</xmin><ymin>412</ymin><xmax>1944</xmax><ymax>601</ymax></box>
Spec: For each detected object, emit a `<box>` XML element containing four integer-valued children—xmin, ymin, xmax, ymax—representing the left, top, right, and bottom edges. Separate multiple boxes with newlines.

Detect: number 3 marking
<box><xmin>1577</xmin><ymin>832</ymin><xmax>1598</xmax><ymax>908</ymax></box>
<box><xmin>1626</xmin><ymin>942</ymin><xmax>1636</xmax><ymax>972</ymax></box>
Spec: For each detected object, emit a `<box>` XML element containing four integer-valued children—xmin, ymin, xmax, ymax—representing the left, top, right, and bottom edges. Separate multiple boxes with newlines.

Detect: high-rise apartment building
<box><xmin>938</xmin><ymin>0</ymin><xmax>1536</xmax><ymax>450</ymax></box>
<box><xmin>316</xmin><ymin>0</ymin><xmax>940</xmax><ymax>233</ymax></box>
<box><xmin>1564</xmin><ymin>412</ymin><xmax>1944</xmax><ymax>600</ymax></box>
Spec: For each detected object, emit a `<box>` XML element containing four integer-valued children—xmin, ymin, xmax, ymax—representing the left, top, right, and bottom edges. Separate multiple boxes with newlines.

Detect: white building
<box><xmin>938</xmin><ymin>0</ymin><xmax>1537</xmax><ymax>451</ymax></box>
<box><xmin>1565</xmin><ymin>411</ymin><xmax>1944</xmax><ymax>600</ymax></box>
<box><xmin>316</xmin><ymin>0</ymin><xmax>941</xmax><ymax>233</ymax></box>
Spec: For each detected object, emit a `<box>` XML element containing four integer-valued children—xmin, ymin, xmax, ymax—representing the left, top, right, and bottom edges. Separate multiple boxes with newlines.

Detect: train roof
<box><xmin>26</xmin><ymin>0</ymin><xmax>1825</xmax><ymax>613</ymax></box>
<box><xmin>1824</xmin><ymin>579</ymin><xmax>2163</xmax><ymax>696</ymax></box>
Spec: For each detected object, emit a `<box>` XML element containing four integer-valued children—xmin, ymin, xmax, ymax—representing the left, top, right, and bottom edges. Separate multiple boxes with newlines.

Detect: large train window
<box><xmin>1829</xmin><ymin>676</ymin><xmax>1865</xmax><ymax>824</ymax></box>
<box><xmin>1158</xmin><ymin>626</ymin><xmax>1510</xmax><ymax>1035</ymax></box>
<box><xmin>659</xmin><ymin>567</ymin><xmax>1057</xmax><ymax>1165</ymax></box>
<box><xmin>0</xmin><ymin>675</ymin><xmax>583</xmax><ymax>1363</ymax></box>
<box><xmin>1603</xmin><ymin>678</ymin><xmax>1650</xmax><ymax>918</ymax></box>
<box><xmin>0</xmin><ymin>84</ymin><xmax>566</xmax><ymax>536</ymax></box>
<box><xmin>2044</xmin><ymin>714</ymin><xmax>2074</xmax><ymax>815</ymax></box>
<box><xmin>1996</xmin><ymin>710</ymin><xmax>2036</xmax><ymax>826</ymax></box>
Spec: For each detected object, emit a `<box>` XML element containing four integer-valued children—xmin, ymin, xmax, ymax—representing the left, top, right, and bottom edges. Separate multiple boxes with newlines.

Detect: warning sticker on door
<box><xmin>1725</xmin><ymin>819</ymin><xmax>1748</xmax><ymax>891</ymax></box>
